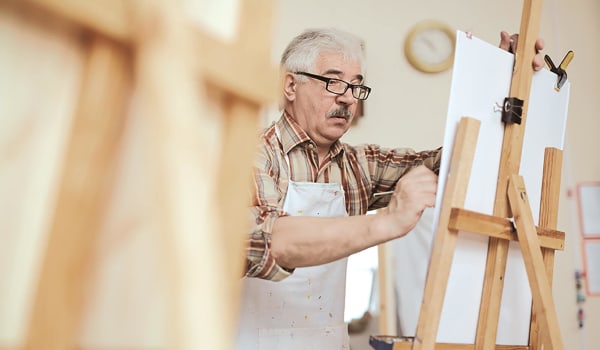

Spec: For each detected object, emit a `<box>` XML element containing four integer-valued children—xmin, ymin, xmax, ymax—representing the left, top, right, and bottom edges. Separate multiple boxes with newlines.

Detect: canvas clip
<box><xmin>501</xmin><ymin>97</ymin><xmax>524</xmax><ymax>125</ymax></box>
<box><xmin>544</xmin><ymin>51</ymin><xmax>574</xmax><ymax>91</ymax></box>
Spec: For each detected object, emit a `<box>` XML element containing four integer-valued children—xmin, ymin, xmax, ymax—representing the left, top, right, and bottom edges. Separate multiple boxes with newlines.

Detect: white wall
<box><xmin>271</xmin><ymin>0</ymin><xmax>600</xmax><ymax>349</ymax></box>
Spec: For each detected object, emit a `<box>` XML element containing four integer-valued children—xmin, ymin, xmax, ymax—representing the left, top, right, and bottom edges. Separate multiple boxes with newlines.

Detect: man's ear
<box><xmin>283</xmin><ymin>73</ymin><xmax>297</xmax><ymax>101</ymax></box>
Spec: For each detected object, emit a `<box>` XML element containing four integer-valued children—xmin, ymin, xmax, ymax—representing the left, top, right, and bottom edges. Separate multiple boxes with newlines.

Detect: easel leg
<box><xmin>24</xmin><ymin>37</ymin><xmax>131</xmax><ymax>350</ymax></box>
<box><xmin>412</xmin><ymin>117</ymin><xmax>480</xmax><ymax>350</ymax></box>
<box><xmin>529</xmin><ymin>148</ymin><xmax>563</xmax><ymax>350</ymax></box>
<box><xmin>476</xmin><ymin>237</ymin><xmax>509</xmax><ymax>350</ymax></box>
<box><xmin>507</xmin><ymin>175</ymin><xmax>564</xmax><ymax>350</ymax></box>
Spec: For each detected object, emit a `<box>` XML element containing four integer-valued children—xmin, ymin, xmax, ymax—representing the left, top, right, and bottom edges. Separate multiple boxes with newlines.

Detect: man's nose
<box><xmin>336</xmin><ymin>87</ymin><xmax>357</xmax><ymax>105</ymax></box>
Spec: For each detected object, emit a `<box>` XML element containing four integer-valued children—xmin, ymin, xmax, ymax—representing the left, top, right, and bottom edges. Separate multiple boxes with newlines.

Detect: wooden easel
<box><xmin>1</xmin><ymin>0</ymin><xmax>277</xmax><ymax>349</ymax></box>
<box><xmin>386</xmin><ymin>1</ymin><xmax>566</xmax><ymax>349</ymax></box>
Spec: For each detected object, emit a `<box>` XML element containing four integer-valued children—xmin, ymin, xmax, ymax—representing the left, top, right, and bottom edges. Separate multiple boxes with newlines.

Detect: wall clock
<box><xmin>404</xmin><ymin>20</ymin><xmax>456</xmax><ymax>73</ymax></box>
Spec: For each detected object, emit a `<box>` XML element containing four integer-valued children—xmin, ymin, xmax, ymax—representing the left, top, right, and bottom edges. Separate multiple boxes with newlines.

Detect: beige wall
<box><xmin>271</xmin><ymin>0</ymin><xmax>600</xmax><ymax>349</ymax></box>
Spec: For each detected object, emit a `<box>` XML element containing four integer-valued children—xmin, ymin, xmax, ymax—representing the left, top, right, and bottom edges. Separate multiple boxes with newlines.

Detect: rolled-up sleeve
<box><xmin>245</xmin><ymin>140</ymin><xmax>293</xmax><ymax>281</ymax></box>
<box><xmin>353</xmin><ymin>144</ymin><xmax>442</xmax><ymax>211</ymax></box>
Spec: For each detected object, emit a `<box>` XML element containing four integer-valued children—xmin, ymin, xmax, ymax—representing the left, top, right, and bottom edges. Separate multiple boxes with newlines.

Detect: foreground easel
<box><xmin>1</xmin><ymin>0</ymin><xmax>277</xmax><ymax>349</ymax></box>
<box><xmin>378</xmin><ymin>1</ymin><xmax>567</xmax><ymax>350</ymax></box>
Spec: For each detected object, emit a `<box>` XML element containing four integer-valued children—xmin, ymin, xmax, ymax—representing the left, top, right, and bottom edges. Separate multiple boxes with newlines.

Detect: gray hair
<box><xmin>280</xmin><ymin>28</ymin><xmax>366</xmax><ymax>77</ymax></box>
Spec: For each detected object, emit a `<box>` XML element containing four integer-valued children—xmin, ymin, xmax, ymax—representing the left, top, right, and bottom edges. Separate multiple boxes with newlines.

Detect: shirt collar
<box><xmin>277</xmin><ymin>112</ymin><xmax>345</xmax><ymax>159</ymax></box>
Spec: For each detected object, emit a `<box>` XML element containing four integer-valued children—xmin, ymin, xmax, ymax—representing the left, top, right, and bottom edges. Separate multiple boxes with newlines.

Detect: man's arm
<box><xmin>270</xmin><ymin>165</ymin><xmax>437</xmax><ymax>269</ymax></box>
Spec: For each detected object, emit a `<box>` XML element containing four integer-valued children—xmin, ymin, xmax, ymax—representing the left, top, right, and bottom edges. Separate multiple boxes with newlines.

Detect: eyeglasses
<box><xmin>294</xmin><ymin>72</ymin><xmax>372</xmax><ymax>100</ymax></box>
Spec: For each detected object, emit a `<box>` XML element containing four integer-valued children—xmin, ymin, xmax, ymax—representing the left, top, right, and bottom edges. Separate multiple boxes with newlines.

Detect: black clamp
<box><xmin>501</xmin><ymin>97</ymin><xmax>524</xmax><ymax>125</ymax></box>
<box><xmin>545</xmin><ymin>51</ymin><xmax>574</xmax><ymax>91</ymax></box>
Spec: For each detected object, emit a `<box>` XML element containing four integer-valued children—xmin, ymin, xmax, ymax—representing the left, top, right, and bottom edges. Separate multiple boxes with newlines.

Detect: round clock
<box><xmin>404</xmin><ymin>20</ymin><xmax>456</xmax><ymax>73</ymax></box>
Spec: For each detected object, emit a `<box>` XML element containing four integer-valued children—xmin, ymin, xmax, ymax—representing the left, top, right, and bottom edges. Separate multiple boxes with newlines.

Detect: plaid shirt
<box><xmin>246</xmin><ymin>112</ymin><xmax>441</xmax><ymax>281</ymax></box>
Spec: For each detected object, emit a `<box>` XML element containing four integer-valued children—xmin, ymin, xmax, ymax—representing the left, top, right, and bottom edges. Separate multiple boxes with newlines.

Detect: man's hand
<box><xmin>499</xmin><ymin>31</ymin><xmax>545</xmax><ymax>71</ymax></box>
<box><xmin>379</xmin><ymin>165</ymin><xmax>438</xmax><ymax>235</ymax></box>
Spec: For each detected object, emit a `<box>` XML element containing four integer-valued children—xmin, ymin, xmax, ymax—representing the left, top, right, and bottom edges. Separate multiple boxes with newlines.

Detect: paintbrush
<box><xmin>373</xmin><ymin>190</ymin><xmax>394</xmax><ymax>198</ymax></box>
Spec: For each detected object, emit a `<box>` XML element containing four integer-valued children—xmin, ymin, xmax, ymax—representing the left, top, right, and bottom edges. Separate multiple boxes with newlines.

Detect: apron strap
<box><xmin>274</xmin><ymin>124</ymin><xmax>292</xmax><ymax>179</ymax></box>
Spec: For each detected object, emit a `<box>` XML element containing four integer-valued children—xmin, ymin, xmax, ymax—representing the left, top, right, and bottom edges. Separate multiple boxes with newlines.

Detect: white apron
<box><xmin>236</xmin><ymin>129</ymin><xmax>350</xmax><ymax>350</ymax></box>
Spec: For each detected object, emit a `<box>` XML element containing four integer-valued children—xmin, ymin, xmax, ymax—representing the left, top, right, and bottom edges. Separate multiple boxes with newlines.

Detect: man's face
<box><xmin>286</xmin><ymin>52</ymin><xmax>363</xmax><ymax>149</ymax></box>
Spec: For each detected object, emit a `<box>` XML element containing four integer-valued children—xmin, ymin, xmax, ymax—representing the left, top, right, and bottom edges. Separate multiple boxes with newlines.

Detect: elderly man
<box><xmin>236</xmin><ymin>27</ymin><xmax>544</xmax><ymax>350</ymax></box>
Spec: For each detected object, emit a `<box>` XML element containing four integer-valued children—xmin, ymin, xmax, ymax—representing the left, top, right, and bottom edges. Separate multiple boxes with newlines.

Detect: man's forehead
<box><xmin>315</xmin><ymin>52</ymin><xmax>363</xmax><ymax>79</ymax></box>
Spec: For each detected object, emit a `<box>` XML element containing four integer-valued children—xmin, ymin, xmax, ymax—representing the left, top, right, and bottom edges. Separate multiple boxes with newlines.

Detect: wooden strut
<box><xmin>24</xmin><ymin>36</ymin><xmax>133</xmax><ymax>350</ymax></box>
<box><xmin>476</xmin><ymin>0</ymin><xmax>544</xmax><ymax>348</ymax></box>
<box><xmin>406</xmin><ymin>0</ymin><xmax>567</xmax><ymax>348</ymax></box>
<box><xmin>507</xmin><ymin>175</ymin><xmax>564</xmax><ymax>349</ymax></box>
<box><xmin>411</xmin><ymin>117</ymin><xmax>482</xmax><ymax>350</ymax></box>
<box><xmin>528</xmin><ymin>148</ymin><xmax>563</xmax><ymax>349</ymax></box>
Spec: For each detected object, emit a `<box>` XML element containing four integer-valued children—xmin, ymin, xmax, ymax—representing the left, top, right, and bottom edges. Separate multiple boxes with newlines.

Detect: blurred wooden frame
<box><xmin>2</xmin><ymin>0</ymin><xmax>278</xmax><ymax>349</ymax></box>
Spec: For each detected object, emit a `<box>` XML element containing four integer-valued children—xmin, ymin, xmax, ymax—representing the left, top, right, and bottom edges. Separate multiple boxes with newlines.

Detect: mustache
<box><xmin>327</xmin><ymin>107</ymin><xmax>352</xmax><ymax>120</ymax></box>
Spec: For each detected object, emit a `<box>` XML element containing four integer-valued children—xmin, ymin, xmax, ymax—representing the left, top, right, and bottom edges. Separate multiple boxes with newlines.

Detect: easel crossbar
<box><xmin>448</xmin><ymin>208</ymin><xmax>564</xmax><ymax>250</ymax></box>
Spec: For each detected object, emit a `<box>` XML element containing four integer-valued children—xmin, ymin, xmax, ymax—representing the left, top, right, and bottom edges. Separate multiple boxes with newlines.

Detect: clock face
<box><xmin>405</xmin><ymin>21</ymin><xmax>456</xmax><ymax>73</ymax></box>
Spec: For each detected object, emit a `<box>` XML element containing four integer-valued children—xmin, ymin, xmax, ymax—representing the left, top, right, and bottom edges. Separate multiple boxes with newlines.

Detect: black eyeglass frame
<box><xmin>294</xmin><ymin>71</ymin><xmax>372</xmax><ymax>100</ymax></box>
